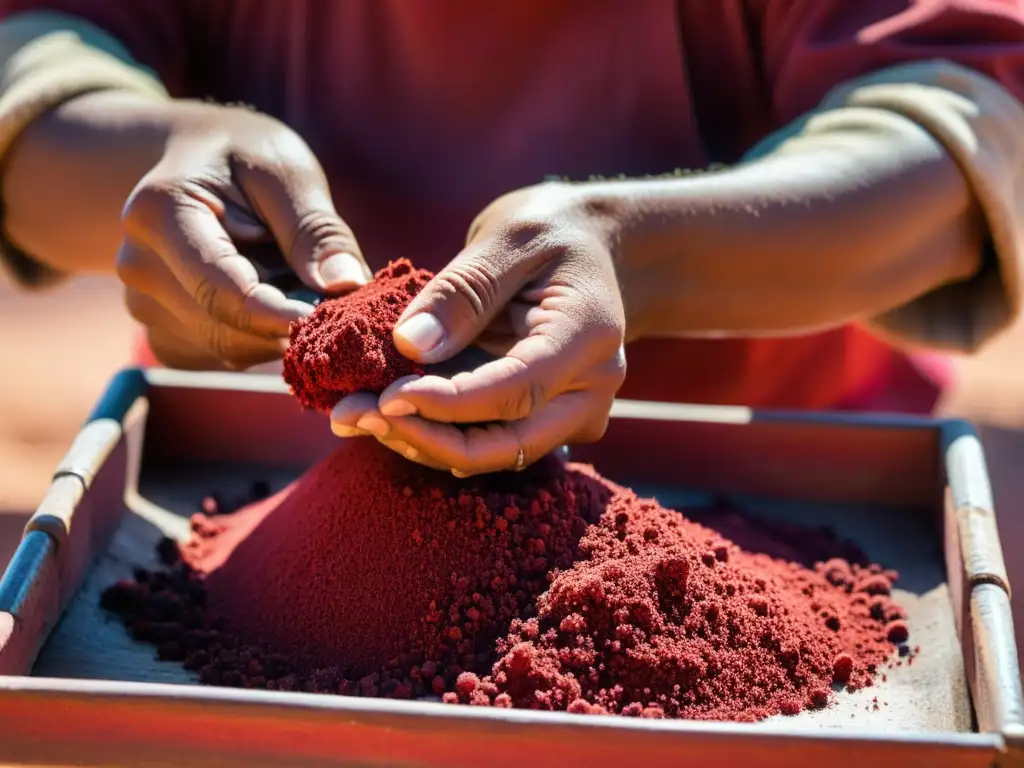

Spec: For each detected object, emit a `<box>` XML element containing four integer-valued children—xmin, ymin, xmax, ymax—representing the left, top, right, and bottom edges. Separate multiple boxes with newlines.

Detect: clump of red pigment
<box><xmin>102</xmin><ymin>443</ymin><xmax>910</xmax><ymax>720</ymax></box>
<box><xmin>441</xmin><ymin>489</ymin><xmax>908</xmax><ymax>719</ymax></box>
<box><xmin>282</xmin><ymin>259</ymin><xmax>433</xmax><ymax>411</ymax></box>
<box><xmin>104</xmin><ymin>440</ymin><xmax>610</xmax><ymax>696</ymax></box>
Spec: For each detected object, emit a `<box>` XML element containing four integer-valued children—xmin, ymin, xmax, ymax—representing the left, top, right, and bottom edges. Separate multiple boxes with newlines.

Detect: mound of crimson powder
<box><xmin>444</xmin><ymin>490</ymin><xmax>909</xmax><ymax>719</ymax></box>
<box><xmin>104</xmin><ymin>440</ymin><xmax>611</xmax><ymax>696</ymax></box>
<box><xmin>101</xmin><ymin>255</ymin><xmax>911</xmax><ymax>718</ymax></box>
<box><xmin>101</xmin><ymin>443</ymin><xmax>910</xmax><ymax>719</ymax></box>
<box><xmin>282</xmin><ymin>258</ymin><xmax>433</xmax><ymax>411</ymax></box>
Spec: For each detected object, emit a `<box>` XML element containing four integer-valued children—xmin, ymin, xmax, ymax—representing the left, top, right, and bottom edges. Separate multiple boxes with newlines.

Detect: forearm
<box><xmin>3</xmin><ymin>90</ymin><xmax>176</xmax><ymax>275</ymax></box>
<box><xmin>601</xmin><ymin>117</ymin><xmax>983</xmax><ymax>340</ymax></box>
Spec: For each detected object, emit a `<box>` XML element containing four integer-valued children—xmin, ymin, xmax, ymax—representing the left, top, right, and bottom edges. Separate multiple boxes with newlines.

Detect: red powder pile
<box><xmin>187</xmin><ymin>441</ymin><xmax>606</xmax><ymax>679</ymax></box>
<box><xmin>103</xmin><ymin>441</ymin><xmax>609</xmax><ymax>696</ymax></box>
<box><xmin>443</xmin><ymin>488</ymin><xmax>907</xmax><ymax>719</ymax></box>
<box><xmin>100</xmin><ymin>257</ymin><xmax>911</xmax><ymax>719</ymax></box>
<box><xmin>102</xmin><ymin>444</ymin><xmax>909</xmax><ymax>719</ymax></box>
<box><xmin>282</xmin><ymin>259</ymin><xmax>433</xmax><ymax>411</ymax></box>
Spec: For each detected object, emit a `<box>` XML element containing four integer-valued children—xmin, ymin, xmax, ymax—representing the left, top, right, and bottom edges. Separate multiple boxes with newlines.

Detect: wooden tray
<box><xmin>0</xmin><ymin>368</ymin><xmax>1020</xmax><ymax>767</ymax></box>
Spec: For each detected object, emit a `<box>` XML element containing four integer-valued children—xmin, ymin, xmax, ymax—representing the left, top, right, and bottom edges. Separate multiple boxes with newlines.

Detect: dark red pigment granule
<box><xmin>282</xmin><ymin>259</ymin><xmax>433</xmax><ymax>411</ymax></box>
<box><xmin>443</xmin><ymin>488</ymin><xmax>909</xmax><ymax>719</ymax></box>
<box><xmin>102</xmin><ymin>443</ymin><xmax>910</xmax><ymax>720</ymax></box>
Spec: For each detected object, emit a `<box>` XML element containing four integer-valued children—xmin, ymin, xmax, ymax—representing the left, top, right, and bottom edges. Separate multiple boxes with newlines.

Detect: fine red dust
<box><xmin>102</xmin><ymin>447</ymin><xmax>909</xmax><ymax>719</ymax></box>
<box><xmin>282</xmin><ymin>258</ymin><xmax>432</xmax><ymax>411</ymax></box>
<box><xmin>101</xmin><ymin>258</ymin><xmax>911</xmax><ymax>720</ymax></box>
<box><xmin>443</xmin><ymin>491</ymin><xmax>908</xmax><ymax>719</ymax></box>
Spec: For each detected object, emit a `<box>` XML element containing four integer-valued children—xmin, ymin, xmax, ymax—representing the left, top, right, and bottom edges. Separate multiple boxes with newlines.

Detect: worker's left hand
<box><xmin>330</xmin><ymin>182</ymin><xmax>627</xmax><ymax>476</ymax></box>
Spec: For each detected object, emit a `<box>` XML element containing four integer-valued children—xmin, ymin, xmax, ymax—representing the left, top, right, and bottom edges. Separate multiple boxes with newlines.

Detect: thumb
<box><xmin>394</xmin><ymin>242</ymin><xmax>530</xmax><ymax>364</ymax></box>
<box><xmin>235</xmin><ymin>157</ymin><xmax>371</xmax><ymax>294</ymax></box>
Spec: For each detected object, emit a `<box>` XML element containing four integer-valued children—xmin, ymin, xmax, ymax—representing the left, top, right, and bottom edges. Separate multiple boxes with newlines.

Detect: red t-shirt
<box><xmin>10</xmin><ymin>0</ymin><xmax>1024</xmax><ymax>411</ymax></box>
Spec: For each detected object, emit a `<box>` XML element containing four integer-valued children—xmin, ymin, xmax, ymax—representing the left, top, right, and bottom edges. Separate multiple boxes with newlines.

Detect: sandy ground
<box><xmin>2</xmin><ymin>272</ymin><xmax>1024</xmax><ymax>655</ymax></box>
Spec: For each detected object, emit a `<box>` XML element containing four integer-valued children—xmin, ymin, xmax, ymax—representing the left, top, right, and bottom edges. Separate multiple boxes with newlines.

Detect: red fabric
<box><xmin>6</xmin><ymin>0</ymin><xmax>1017</xmax><ymax>412</ymax></box>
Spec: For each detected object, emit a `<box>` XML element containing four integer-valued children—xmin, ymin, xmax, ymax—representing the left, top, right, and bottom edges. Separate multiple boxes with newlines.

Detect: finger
<box><xmin>126</xmin><ymin>288</ymin><xmax>285</xmax><ymax>371</ymax></box>
<box><xmin>377</xmin><ymin>437</ymin><xmax>449</xmax><ymax>471</ymax></box>
<box><xmin>330</xmin><ymin>392</ymin><xmax>378</xmax><ymax>437</ymax></box>
<box><xmin>372</xmin><ymin>436</ymin><xmax>449</xmax><ymax>469</ymax></box>
<box><xmin>329</xmin><ymin>396</ymin><xmax>448</xmax><ymax>468</ymax></box>
<box><xmin>392</xmin><ymin>238</ymin><xmax>543</xmax><ymax>365</ymax></box>
<box><xmin>119</xmin><ymin>244</ymin><xmax>286</xmax><ymax>369</ymax></box>
<box><xmin>144</xmin><ymin>325</ymin><xmax>228</xmax><ymax>372</ymax></box>
<box><xmin>380</xmin><ymin>313</ymin><xmax>623</xmax><ymax>424</ymax></box>
<box><xmin>232</xmin><ymin>145</ymin><xmax>370</xmax><ymax>293</ymax></box>
<box><xmin>221</xmin><ymin>198</ymin><xmax>272</xmax><ymax>242</ymax></box>
<box><xmin>124</xmin><ymin>180</ymin><xmax>314</xmax><ymax>338</ymax></box>
<box><xmin>382</xmin><ymin>391</ymin><xmax>600</xmax><ymax>476</ymax></box>
<box><xmin>379</xmin><ymin>335</ymin><xmax>555</xmax><ymax>423</ymax></box>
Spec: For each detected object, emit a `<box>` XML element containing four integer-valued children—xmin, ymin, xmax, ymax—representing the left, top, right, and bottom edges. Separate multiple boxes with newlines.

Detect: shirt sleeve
<box><xmin>746</xmin><ymin>0</ymin><xmax>1024</xmax><ymax>354</ymax></box>
<box><xmin>0</xmin><ymin>2</ymin><xmax>188</xmax><ymax>288</ymax></box>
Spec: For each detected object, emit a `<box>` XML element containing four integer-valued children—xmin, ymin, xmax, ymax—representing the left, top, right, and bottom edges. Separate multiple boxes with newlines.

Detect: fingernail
<box><xmin>319</xmin><ymin>253</ymin><xmax>367</xmax><ymax>289</ymax></box>
<box><xmin>332</xmin><ymin>424</ymin><xmax>361</xmax><ymax>438</ymax></box>
<box><xmin>388</xmin><ymin>441</ymin><xmax>418</xmax><ymax>459</ymax></box>
<box><xmin>394</xmin><ymin>313</ymin><xmax>445</xmax><ymax>355</ymax></box>
<box><xmin>283</xmin><ymin>299</ymin><xmax>316</xmax><ymax>319</ymax></box>
<box><xmin>356</xmin><ymin>414</ymin><xmax>390</xmax><ymax>437</ymax></box>
<box><xmin>452</xmin><ymin>469</ymin><xmax>469</xmax><ymax>479</ymax></box>
<box><xmin>380</xmin><ymin>398</ymin><xmax>417</xmax><ymax>417</ymax></box>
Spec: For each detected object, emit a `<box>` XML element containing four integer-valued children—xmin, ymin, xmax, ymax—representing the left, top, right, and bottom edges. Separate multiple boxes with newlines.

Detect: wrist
<box><xmin>572</xmin><ymin>175</ymin><xmax>721</xmax><ymax>340</ymax></box>
<box><xmin>2</xmin><ymin>90</ymin><xmax>184</xmax><ymax>275</ymax></box>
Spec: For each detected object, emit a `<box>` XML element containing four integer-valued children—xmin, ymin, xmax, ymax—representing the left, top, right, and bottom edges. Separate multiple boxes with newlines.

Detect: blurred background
<box><xmin>0</xmin><ymin>273</ymin><xmax>133</xmax><ymax>566</ymax></box>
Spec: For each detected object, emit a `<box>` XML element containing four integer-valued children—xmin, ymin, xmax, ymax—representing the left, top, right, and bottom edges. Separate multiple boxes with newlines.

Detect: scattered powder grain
<box><xmin>282</xmin><ymin>259</ymin><xmax>433</xmax><ymax>411</ymax></box>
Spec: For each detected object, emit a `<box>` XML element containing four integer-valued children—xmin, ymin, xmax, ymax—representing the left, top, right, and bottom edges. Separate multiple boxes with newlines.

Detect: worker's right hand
<box><xmin>116</xmin><ymin>102</ymin><xmax>369</xmax><ymax>370</ymax></box>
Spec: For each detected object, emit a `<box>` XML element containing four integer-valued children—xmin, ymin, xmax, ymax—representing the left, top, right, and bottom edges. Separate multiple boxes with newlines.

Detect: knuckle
<box><xmin>192</xmin><ymin>275</ymin><xmax>221</xmax><ymax>318</ymax></box>
<box><xmin>526</xmin><ymin>378</ymin><xmax>548</xmax><ymax>417</ymax></box>
<box><xmin>195</xmin><ymin>252</ymin><xmax>256</xmax><ymax>331</ymax></box>
<box><xmin>231</xmin><ymin>289</ymin><xmax>260</xmax><ymax>335</ymax></box>
<box><xmin>122</xmin><ymin>289</ymin><xmax>154</xmax><ymax>325</ymax></box>
<box><xmin>290</xmin><ymin>210</ymin><xmax>358</xmax><ymax>260</ymax></box>
<box><xmin>121</xmin><ymin>179</ymin><xmax>178</xmax><ymax>237</ymax></box>
<box><xmin>192</xmin><ymin>272</ymin><xmax>251</xmax><ymax>334</ymax></box>
<box><xmin>200</xmin><ymin>320</ymin><xmax>240</xmax><ymax>364</ymax></box>
<box><xmin>115</xmin><ymin>244</ymin><xmax>147</xmax><ymax>288</ymax></box>
<box><xmin>498</xmin><ymin>216</ymin><xmax>573</xmax><ymax>262</ymax></box>
<box><xmin>605</xmin><ymin>343</ymin><xmax>628</xmax><ymax>387</ymax></box>
<box><xmin>575</xmin><ymin>408</ymin><xmax>613</xmax><ymax>444</ymax></box>
<box><xmin>501</xmin><ymin>218</ymin><xmax>551</xmax><ymax>251</ymax></box>
<box><xmin>433</xmin><ymin>262</ymin><xmax>503</xmax><ymax>319</ymax></box>
<box><xmin>577</xmin><ymin>419</ymin><xmax>610</xmax><ymax>444</ymax></box>
<box><xmin>589</xmin><ymin>317</ymin><xmax>626</xmax><ymax>354</ymax></box>
<box><xmin>147</xmin><ymin>327</ymin><xmax>207</xmax><ymax>371</ymax></box>
<box><xmin>496</xmin><ymin>391</ymin><xmax>530</xmax><ymax>422</ymax></box>
<box><xmin>201</xmin><ymin>321</ymin><xmax>277</xmax><ymax>370</ymax></box>
<box><xmin>493</xmin><ymin>359</ymin><xmax>548</xmax><ymax>421</ymax></box>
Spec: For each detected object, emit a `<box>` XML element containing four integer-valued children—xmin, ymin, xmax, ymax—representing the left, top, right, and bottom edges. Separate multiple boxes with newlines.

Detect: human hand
<box><xmin>116</xmin><ymin>102</ymin><xmax>369</xmax><ymax>369</ymax></box>
<box><xmin>331</xmin><ymin>182</ymin><xmax>627</xmax><ymax>476</ymax></box>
